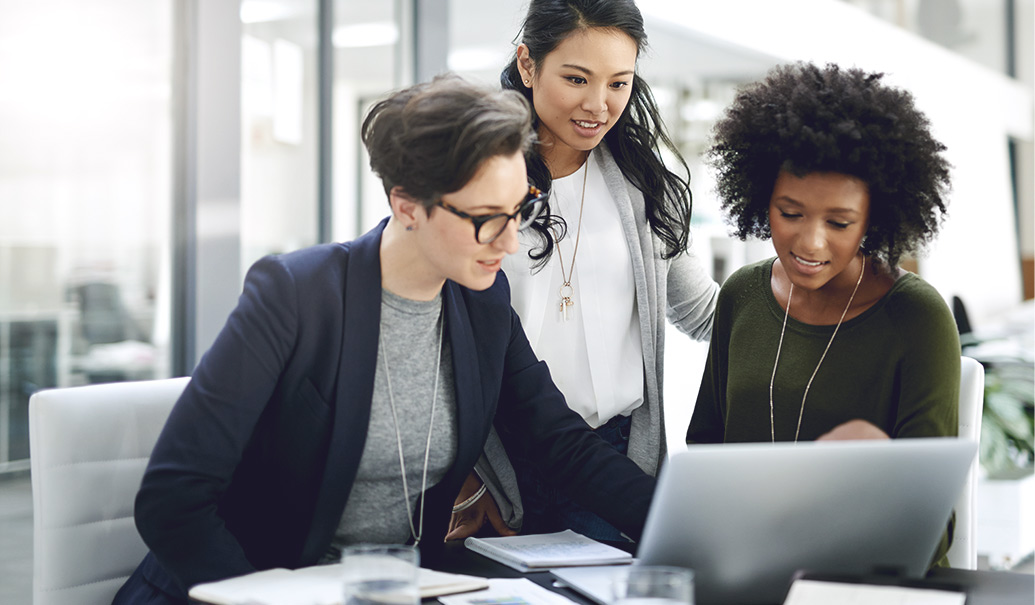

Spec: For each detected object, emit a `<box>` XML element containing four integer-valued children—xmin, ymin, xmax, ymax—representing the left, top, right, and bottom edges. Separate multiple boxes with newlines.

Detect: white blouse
<box><xmin>502</xmin><ymin>156</ymin><xmax>644</xmax><ymax>428</ymax></box>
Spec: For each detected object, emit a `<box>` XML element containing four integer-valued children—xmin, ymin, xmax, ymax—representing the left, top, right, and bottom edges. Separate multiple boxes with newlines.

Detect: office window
<box><xmin>0</xmin><ymin>0</ymin><xmax>173</xmax><ymax>471</ymax></box>
<box><xmin>446</xmin><ymin>0</ymin><xmax>521</xmax><ymax>85</ymax></box>
<box><xmin>240</xmin><ymin>0</ymin><xmax>320</xmax><ymax>266</ymax></box>
<box><xmin>332</xmin><ymin>0</ymin><xmax>412</xmax><ymax>240</ymax></box>
<box><xmin>842</xmin><ymin>0</ymin><xmax>1018</xmax><ymax>75</ymax></box>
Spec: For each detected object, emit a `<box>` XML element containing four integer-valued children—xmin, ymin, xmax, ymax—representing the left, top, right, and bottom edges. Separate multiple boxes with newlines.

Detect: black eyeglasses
<box><xmin>435</xmin><ymin>185</ymin><xmax>547</xmax><ymax>244</ymax></box>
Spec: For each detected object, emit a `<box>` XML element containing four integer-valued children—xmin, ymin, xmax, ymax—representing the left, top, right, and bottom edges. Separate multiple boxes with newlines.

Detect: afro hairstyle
<box><xmin>708</xmin><ymin>62</ymin><xmax>951</xmax><ymax>268</ymax></box>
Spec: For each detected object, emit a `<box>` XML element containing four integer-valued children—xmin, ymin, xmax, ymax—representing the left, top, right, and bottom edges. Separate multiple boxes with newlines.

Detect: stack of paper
<box><xmin>783</xmin><ymin>579</ymin><xmax>966</xmax><ymax>605</ymax></box>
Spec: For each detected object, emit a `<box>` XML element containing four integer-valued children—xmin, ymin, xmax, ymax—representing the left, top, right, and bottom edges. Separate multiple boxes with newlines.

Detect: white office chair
<box><xmin>945</xmin><ymin>356</ymin><xmax>985</xmax><ymax>569</ymax></box>
<box><xmin>29</xmin><ymin>377</ymin><xmax>189</xmax><ymax>605</ymax></box>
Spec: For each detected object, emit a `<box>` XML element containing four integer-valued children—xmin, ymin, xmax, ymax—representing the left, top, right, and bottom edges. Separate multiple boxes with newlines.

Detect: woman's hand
<box><xmin>817</xmin><ymin>419</ymin><xmax>890</xmax><ymax>441</ymax></box>
<box><xmin>445</xmin><ymin>471</ymin><xmax>517</xmax><ymax>541</ymax></box>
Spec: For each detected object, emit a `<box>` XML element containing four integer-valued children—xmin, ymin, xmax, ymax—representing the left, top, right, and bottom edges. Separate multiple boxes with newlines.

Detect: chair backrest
<box><xmin>29</xmin><ymin>377</ymin><xmax>189</xmax><ymax>605</ymax></box>
<box><xmin>946</xmin><ymin>356</ymin><xmax>984</xmax><ymax>569</ymax></box>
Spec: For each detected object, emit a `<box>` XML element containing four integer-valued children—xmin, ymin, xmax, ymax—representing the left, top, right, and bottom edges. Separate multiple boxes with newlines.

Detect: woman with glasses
<box><xmin>447</xmin><ymin>0</ymin><xmax>719</xmax><ymax>543</ymax></box>
<box><xmin>113</xmin><ymin>74</ymin><xmax>655</xmax><ymax>605</ymax></box>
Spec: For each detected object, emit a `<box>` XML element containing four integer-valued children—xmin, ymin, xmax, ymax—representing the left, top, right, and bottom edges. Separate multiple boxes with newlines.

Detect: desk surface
<box><xmin>426</xmin><ymin>542</ymin><xmax>1034</xmax><ymax>605</ymax></box>
<box><xmin>927</xmin><ymin>567</ymin><xmax>1034</xmax><ymax>605</ymax></box>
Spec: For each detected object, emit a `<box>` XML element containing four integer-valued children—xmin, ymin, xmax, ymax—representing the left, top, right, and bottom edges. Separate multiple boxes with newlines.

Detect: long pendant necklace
<box><xmin>378</xmin><ymin>310</ymin><xmax>444</xmax><ymax>545</ymax></box>
<box><xmin>769</xmin><ymin>255</ymin><xmax>866</xmax><ymax>442</ymax></box>
<box><xmin>554</xmin><ymin>159</ymin><xmax>589</xmax><ymax>321</ymax></box>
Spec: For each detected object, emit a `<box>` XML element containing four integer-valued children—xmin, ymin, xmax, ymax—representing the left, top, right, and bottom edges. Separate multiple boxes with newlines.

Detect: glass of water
<box><xmin>341</xmin><ymin>544</ymin><xmax>420</xmax><ymax>605</ymax></box>
<box><xmin>612</xmin><ymin>565</ymin><xmax>694</xmax><ymax>605</ymax></box>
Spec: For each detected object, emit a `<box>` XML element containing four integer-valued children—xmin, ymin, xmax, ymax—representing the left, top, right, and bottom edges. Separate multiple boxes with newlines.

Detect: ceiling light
<box><xmin>333</xmin><ymin>22</ymin><xmax>399</xmax><ymax>48</ymax></box>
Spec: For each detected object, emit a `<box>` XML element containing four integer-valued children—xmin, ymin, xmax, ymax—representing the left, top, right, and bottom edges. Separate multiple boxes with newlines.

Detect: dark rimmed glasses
<box><xmin>435</xmin><ymin>185</ymin><xmax>547</xmax><ymax>244</ymax></box>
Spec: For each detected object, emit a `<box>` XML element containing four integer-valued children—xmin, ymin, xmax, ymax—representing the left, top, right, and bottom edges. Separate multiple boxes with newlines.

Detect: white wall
<box><xmin>639</xmin><ymin>0</ymin><xmax>1033</xmax><ymax>325</ymax></box>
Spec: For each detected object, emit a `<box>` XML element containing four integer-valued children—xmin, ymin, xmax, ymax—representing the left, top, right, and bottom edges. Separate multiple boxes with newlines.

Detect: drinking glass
<box><xmin>341</xmin><ymin>544</ymin><xmax>420</xmax><ymax>605</ymax></box>
<box><xmin>612</xmin><ymin>565</ymin><xmax>694</xmax><ymax>605</ymax></box>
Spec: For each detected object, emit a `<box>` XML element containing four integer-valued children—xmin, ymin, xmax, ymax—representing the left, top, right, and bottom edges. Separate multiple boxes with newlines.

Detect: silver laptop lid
<box><xmin>637</xmin><ymin>438</ymin><xmax>977</xmax><ymax>605</ymax></box>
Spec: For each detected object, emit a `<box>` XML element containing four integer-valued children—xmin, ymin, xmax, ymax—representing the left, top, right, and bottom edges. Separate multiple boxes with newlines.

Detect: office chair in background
<box><xmin>29</xmin><ymin>377</ymin><xmax>189</xmax><ymax>605</ymax></box>
<box><xmin>946</xmin><ymin>356</ymin><xmax>985</xmax><ymax>569</ymax></box>
<box><xmin>68</xmin><ymin>281</ymin><xmax>158</xmax><ymax>384</ymax></box>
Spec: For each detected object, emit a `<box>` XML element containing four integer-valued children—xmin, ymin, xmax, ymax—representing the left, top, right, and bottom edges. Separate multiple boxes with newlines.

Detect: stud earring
<box><xmin>523</xmin><ymin>79</ymin><xmax>530</xmax><ymax>86</ymax></box>
<box><xmin>406</xmin><ymin>225</ymin><xmax>415</xmax><ymax>232</ymax></box>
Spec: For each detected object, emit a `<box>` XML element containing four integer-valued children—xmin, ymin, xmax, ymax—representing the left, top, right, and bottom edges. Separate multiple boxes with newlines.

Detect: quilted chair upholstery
<box><xmin>29</xmin><ymin>377</ymin><xmax>189</xmax><ymax>605</ymax></box>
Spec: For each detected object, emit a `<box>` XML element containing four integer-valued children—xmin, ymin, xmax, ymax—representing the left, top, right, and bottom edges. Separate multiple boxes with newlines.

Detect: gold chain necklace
<box><xmin>769</xmin><ymin>255</ymin><xmax>866</xmax><ymax>442</ymax></box>
<box><xmin>554</xmin><ymin>159</ymin><xmax>589</xmax><ymax>321</ymax></box>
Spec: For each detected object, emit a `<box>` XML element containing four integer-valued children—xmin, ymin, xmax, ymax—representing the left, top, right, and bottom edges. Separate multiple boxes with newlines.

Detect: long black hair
<box><xmin>502</xmin><ymin>0</ymin><xmax>692</xmax><ymax>269</ymax></box>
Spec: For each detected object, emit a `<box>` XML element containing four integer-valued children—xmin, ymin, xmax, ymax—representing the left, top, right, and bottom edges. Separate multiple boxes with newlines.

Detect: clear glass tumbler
<box><xmin>612</xmin><ymin>565</ymin><xmax>694</xmax><ymax>605</ymax></box>
<box><xmin>341</xmin><ymin>544</ymin><xmax>420</xmax><ymax>605</ymax></box>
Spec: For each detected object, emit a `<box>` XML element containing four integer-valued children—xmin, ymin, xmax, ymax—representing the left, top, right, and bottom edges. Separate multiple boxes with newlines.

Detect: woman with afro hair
<box><xmin>687</xmin><ymin>62</ymin><xmax>959</xmax><ymax>564</ymax></box>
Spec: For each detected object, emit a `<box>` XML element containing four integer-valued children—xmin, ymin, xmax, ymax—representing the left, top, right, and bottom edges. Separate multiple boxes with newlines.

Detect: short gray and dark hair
<box><xmin>362</xmin><ymin>73</ymin><xmax>536</xmax><ymax>209</ymax></box>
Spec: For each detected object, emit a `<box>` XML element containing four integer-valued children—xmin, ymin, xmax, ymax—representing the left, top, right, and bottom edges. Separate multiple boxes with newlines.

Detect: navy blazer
<box><xmin>114</xmin><ymin>220</ymin><xmax>655</xmax><ymax>604</ymax></box>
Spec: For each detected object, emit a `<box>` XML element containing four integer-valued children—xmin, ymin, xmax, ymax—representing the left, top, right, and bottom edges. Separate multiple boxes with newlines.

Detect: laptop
<box><xmin>555</xmin><ymin>438</ymin><xmax>977</xmax><ymax>605</ymax></box>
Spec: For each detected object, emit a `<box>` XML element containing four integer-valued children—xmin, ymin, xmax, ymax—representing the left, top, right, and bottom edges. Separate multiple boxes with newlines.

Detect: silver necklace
<box><xmin>554</xmin><ymin>159</ymin><xmax>589</xmax><ymax>321</ymax></box>
<box><xmin>378</xmin><ymin>310</ymin><xmax>443</xmax><ymax>545</ymax></box>
<box><xmin>769</xmin><ymin>256</ymin><xmax>866</xmax><ymax>442</ymax></box>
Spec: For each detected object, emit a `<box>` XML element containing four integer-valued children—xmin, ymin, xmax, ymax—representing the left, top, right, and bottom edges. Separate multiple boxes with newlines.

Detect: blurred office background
<box><xmin>0</xmin><ymin>0</ymin><xmax>1032</xmax><ymax>601</ymax></box>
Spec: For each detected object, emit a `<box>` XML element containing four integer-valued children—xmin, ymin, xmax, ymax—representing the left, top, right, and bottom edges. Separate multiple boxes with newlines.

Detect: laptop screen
<box><xmin>636</xmin><ymin>438</ymin><xmax>976</xmax><ymax>605</ymax></box>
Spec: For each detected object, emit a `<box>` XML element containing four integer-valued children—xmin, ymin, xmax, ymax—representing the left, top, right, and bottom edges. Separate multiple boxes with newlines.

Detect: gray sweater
<box><xmin>324</xmin><ymin>289</ymin><xmax>457</xmax><ymax>559</ymax></box>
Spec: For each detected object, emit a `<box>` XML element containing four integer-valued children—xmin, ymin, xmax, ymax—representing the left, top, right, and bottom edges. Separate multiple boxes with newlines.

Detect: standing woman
<box><xmin>448</xmin><ymin>0</ymin><xmax>719</xmax><ymax>542</ymax></box>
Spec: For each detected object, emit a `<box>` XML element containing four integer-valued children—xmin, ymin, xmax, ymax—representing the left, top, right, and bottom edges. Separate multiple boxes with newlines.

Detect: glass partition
<box><xmin>240</xmin><ymin>0</ymin><xmax>320</xmax><ymax>266</ymax></box>
<box><xmin>333</xmin><ymin>0</ymin><xmax>410</xmax><ymax>239</ymax></box>
<box><xmin>0</xmin><ymin>0</ymin><xmax>173</xmax><ymax>471</ymax></box>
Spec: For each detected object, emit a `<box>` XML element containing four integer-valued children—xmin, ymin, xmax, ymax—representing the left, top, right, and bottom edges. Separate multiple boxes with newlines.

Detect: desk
<box><xmin>426</xmin><ymin>542</ymin><xmax>1034</xmax><ymax>605</ymax></box>
<box><xmin>927</xmin><ymin>567</ymin><xmax>1034</xmax><ymax>605</ymax></box>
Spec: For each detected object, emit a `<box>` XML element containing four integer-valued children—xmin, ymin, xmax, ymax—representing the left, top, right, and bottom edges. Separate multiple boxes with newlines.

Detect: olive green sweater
<box><xmin>688</xmin><ymin>258</ymin><xmax>960</xmax><ymax>566</ymax></box>
<box><xmin>688</xmin><ymin>259</ymin><xmax>959</xmax><ymax>443</ymax></box>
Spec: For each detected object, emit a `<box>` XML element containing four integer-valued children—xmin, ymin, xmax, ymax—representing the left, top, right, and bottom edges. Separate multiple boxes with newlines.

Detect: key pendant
<box><xmin>559</xmin><ymin>283</ymin><xmax>575</xmax><ymax>321</ymax></box>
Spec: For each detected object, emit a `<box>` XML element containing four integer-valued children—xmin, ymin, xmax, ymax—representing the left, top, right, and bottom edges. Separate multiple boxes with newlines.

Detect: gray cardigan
<box><xmin>478</xmin><ymin>144</ymin><xmax>719</xmax><ymax>529</ymax></box>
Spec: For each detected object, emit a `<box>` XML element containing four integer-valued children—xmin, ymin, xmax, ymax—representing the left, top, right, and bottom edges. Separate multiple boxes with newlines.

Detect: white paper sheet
<box><xmin>784</xmin><ymin>579</ymin><xmax>967</xmax><ymax>605</ymax></box>
<box><xmin>188</xmin><ymin>565</ymin><xmax>488</xmax><ymax>605</ymax></box>
<box><xmin>438</xmin><ymin>578</ymin><xmax>578</xmax><ymax>605</ymax></box>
